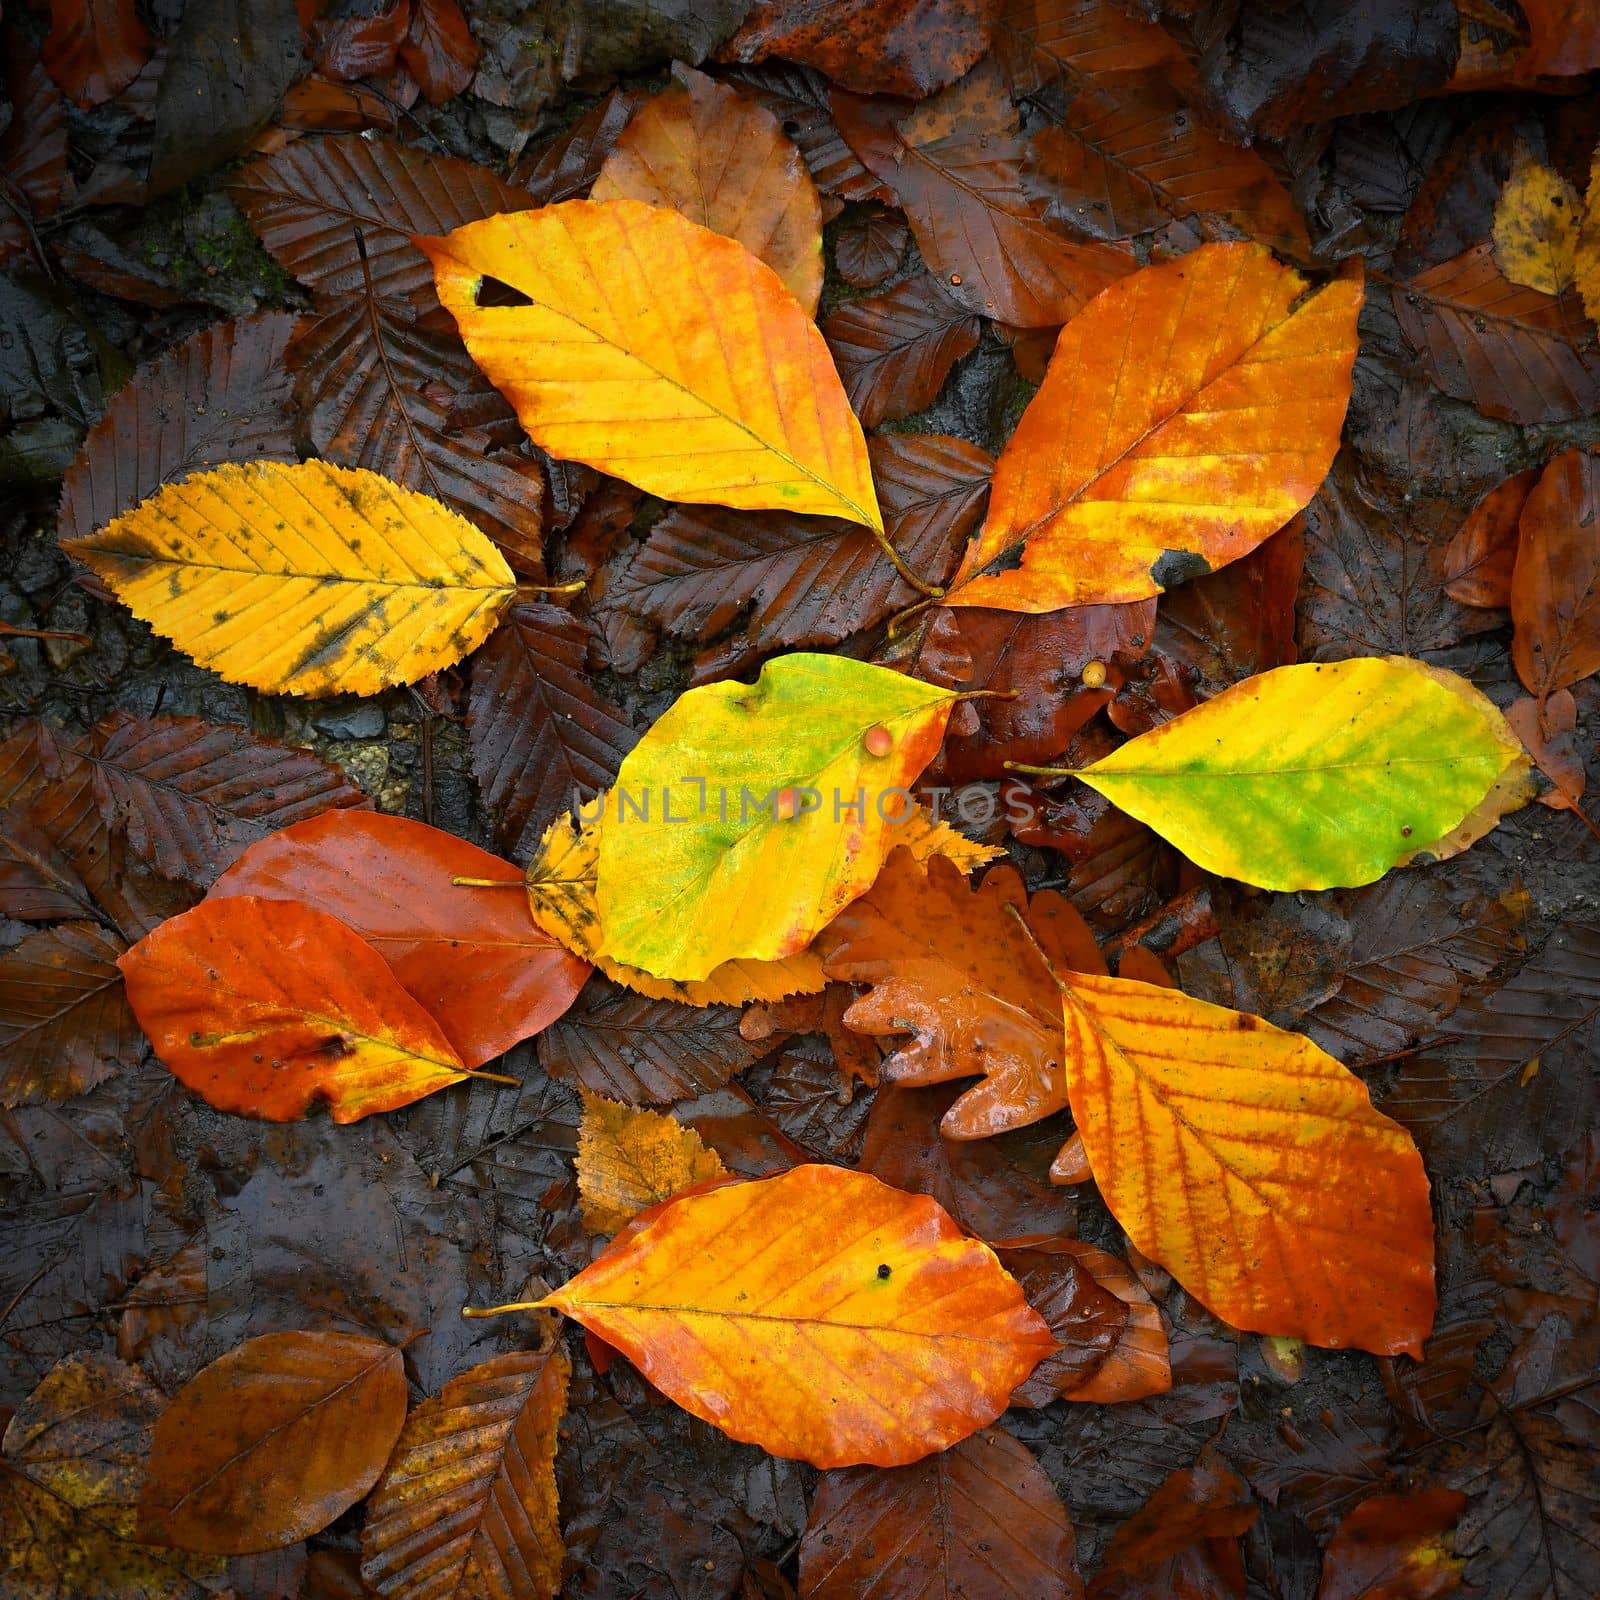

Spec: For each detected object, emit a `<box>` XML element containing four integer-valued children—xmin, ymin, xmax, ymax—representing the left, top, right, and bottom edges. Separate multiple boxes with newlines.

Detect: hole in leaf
<box><xmin>475</xmin><ymin>276</ymin><xmax>534</xmax><ymax>308</ymax></box>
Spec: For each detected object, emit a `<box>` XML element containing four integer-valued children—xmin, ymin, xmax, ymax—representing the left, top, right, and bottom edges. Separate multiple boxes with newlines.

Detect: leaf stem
<box><xmin>461</xmin><ymin>1298</ymin><xmax>554</xmax><ymax>1319</ymax></box>
<box><xmin>0</xmin><ymin>622</ymin><xmax>94</xmax><ymax>646</ymax></box>
<box><xmin>516</xmin><ymin>579</ymin><xmax>587</xmax><ymax>597</ymax></box>
<box><xmin>1002</xmin><ymin>760</ymin><xmax>1079</xmax><ymax>778</ymax></box>
<box><xmin>870</xmin><ymin>528</ymin><xmax>944</xmax><ymax>598</ymax></box>
<box><xmin>451</xmin><ymin>875</ymin><xmax>525</xmax><ymax>888</ymax></box>
<box><xmin>459</xmin><ymin>1065</ymin><xmax>521</xmax><ymax>1087</ymax></box>
<box><xmin>884</xmin><ymin>592</ymin><xmax>945</xmax><ymax>640</ymax></box>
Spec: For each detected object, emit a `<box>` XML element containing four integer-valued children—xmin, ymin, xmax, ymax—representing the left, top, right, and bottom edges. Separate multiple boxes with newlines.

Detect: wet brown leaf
<box><xmin>1511</xmin><ymin>448</ymin><xmax>1600</xmax><ymax>699</ymax></box>
<box><xmin>1442</xmin><ymin>468</ymin><xmax>1539</xmax><ymax>609</ymax></box>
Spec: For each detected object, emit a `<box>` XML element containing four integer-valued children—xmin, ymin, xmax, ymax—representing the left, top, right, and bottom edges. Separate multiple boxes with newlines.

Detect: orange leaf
<box><xmin>1511</xmin><ymin>448</ymin><xmax>1600</xmax><ymax>699</ymax></box>
<box><xmin>138</xmin><ymin>1330</ymin><xmax>408</xmax><ymax>1554</ymax></box>
<box><xmin>946</xmin><ymin>242</ymin><xmax>1361</xmax><ymax>609</ymax></box>
<box><xmin>818</xmin><ymin>850</ymin><xmax>1105</xmax><ymax>1138</ymax></box>
<box><xmin>799</xmin><ymin>1427</ymin><xmax>1082</xmax><ymax>1598</ymax></box>
<box><xmin>532</xmin><ymin>1165</ymin><xmax>1053</xmax><ymax>1467</ymax></box>
<box><xmin>1316</xmin><ymin>1490</ymin><xmax>1468</xmax><ymax>1600</ymax></box>
<box><xmin>118</xmin><ymin>896</ymin><xmax>475</xmax><ymax>1123</ymax></box>
<box><xmin>1442</xmin><ymin>467</ymin><xmax>1539</xmax><ymax>608</ymax></box>
<box><xmin>1054</xmin><ymin>967</ymin><xmax>1436</xmax><ymax>1355</ymax></box>
<box><xmin>577</xmin><ymin>1091</ymin><xmax>728</xmax><ymax>1233</ymax></box>
<box><xmin>592</xmin><ymin>65</ymin><xmax>823</xmax><ymax>313</ymax></box>
<box><xmin>210</xmin><ymin>812</ymin><xmax>590</xmax><ymax>1068</ymax></box>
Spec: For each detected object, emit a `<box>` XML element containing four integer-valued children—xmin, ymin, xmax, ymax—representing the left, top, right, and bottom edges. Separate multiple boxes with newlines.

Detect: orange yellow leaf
<box><xmin>528</xmin><ymin>1164</ymin><xmax>1054</xmax><ymax>1467</ymax></box>
<box><xmin>577</xmin><ymin>1091</ymin><xmax>727</xmax><ymax>1233</ymax></box>
<box><xmin>118</xmin><ymin>895</ymin><xmax>474</xmax><ymax>1123</ymax></box>
<box><xmin>592</xmin><ymin>65</ymin><xmax>823</xmax><ymax>313</ymax></box>
<box><xmin>945</xmin><ymin>242</ymin><xmax>1362</xmax><ymax>610</ymax></box>
<box><xmin>420</xmin><ymin>199</ymin><xmax>880</xmax><ymax>529</ymax></box>
<box><xmin>1053</xmin><ymin>968</ymin><xmax>1436</xmax><ymax>1355</ymax></box>
<box><xmin>62</xmin><ymin>460</ymin><xmax>516</xmax><ymax>697</ymax></box>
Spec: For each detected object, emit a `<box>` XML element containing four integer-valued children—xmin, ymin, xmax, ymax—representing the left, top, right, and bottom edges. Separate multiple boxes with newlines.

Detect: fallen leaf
<box><xmin>118</xmin><ymin>895</ymin><xmax>476</xmax><ymax>1123</ymax></box>
<box><xmin>996</xmin><ymin>0</ymin><xmax>1189</xmax><ymax>92</ymax></box>
<box><xmin>210</xmin><ymin>811</ymin><xmax>590</xmax><ymax>1068</ymax></box>
<box><xmin>718</xmin><ymin>0</ymin><xmax>995</xmax><ymax>99</ymax></box>
<box><xmin>834</xmin><ymin>65</ymin><xmax>1136</xmax><ymax>327</ymax></box>
<box><xmin>230</xmin><ymin>136</ymin><xmax>534</xmax><ymax>308</ymax></box>
<box><xmin>1074</xmin><ymin>657</ymin><xmax>1530</xmax><ymax>891</ymax></box>
<box><xmin>1392</xmin><ymin>242</ymin><xmax>1600</xmax><ymax>425</ymax></box>
<box><xmin>592</xmin><ymin>65</ymin><xmax>823</xmax><ymax>312</ymax></box>
<box><xmin>607</xmin><ymin>433</ymin><xmax>989</xmax><ymax>675</ymax></box>
<box><xmin>0</xmin><ymin>1352</ymin><xmax>223</xmax><ymax>1597</ymax></box>
<box><xmin>288</xmin><ymin>292</ymin><xmax>548</xmax><ymax>578</ymax></box>
<box><xmin>467</xmin><ymin>602</ymin><xmax>638</xmax><ymax>861</ymax></box>
<box><xmin>312</xmin><ymin>1</ymin><xmax>408</xmax><ymax>81</ymax></box>
<box><xmin>993</xmin><ymin>1238</ymin><xmax>1131</xmax><ymax>1406</ymax></box>
<box><xmin>822</xmin><ymin>273</ymin><xmax>982</xmax><ymax>429</ymax></box>
<box><xmin>524</xmin><ymin>807</ymin><xmax>828</xmax><ymax>1005</ymax></box>
<box><xmin>421</xmin><ymin>200</ymin><xmax>881</xmax><ymax>530</ymax></box>
<box><xmin>1042</xmin><ymin>1237</ymin><xmax>1172</xmax><ymax>1403</ymax></box>
<box><xmin>0</xmin><ymin>808</ymin><xmax>96</xmax><ymax>923</ymax></box>
<box><xmin>401</xmin><ymin>0</ymin><xmax>478</xmax><ymax>104</ymax></box>
<box><xmin>1508</xmin><ymin>690</ymin><xmax>1588</xmax><ymax>810</ymax></box>
<box><xmin>1441</xmin><ymin>468</ymin><xmax>1539</xmax><ymax>607</ymax></box>
<box><xmin>577</xmin><ymin>1092</ymin><xmax>728</xmax><ymax>1232</ymax></box>
<box><xmin>1020</xmin><ymin>69</ymin><xmax>1309</xmax><ymax>257</ymax></box>
<box><xmin>818</xmin><ymin>850</ymin><xmax>1105</xmax><ymax>1138</ymax></box>
<box><xmin>1492</xmin><ymin>150</ymin><xmax>1582</xmax><ymax>294</ymax></box>
<box><xmin>64</xmin><ymin>460</ymin><xmax>516</xmax><ymax>697</ymax></box>
<box><xmin>521</xmin><ymin>1164</ymin><xmax>1053</xmax><ymax>1467</ymax></box>
<box><xmin>0</xmin><ymin>49</ymin><xmax>69</xmax><ymax>268</ymax></box>
<box><xmin>541</xmin><ymin>976</ymin><xmax>764</xmax><ymax>1104</ymax></box>
<box><xmin>833</xmin><ymin>210</ymin><xmax>909</xmax><ymax>286</ymax></box>
<box><xmin>75</xmin><ymin>711</ymin><xmax>369</xmax><ymax>890</ymax></box>
<box><xmin>0</xmin><ymin>923</ymin><xmax>141</xmax><ymax>1109</ymax></box>
<box><xmin>138</xmin><ymin>1330</ymin><xmax>408</xmax><ymax>1554</ymax></box>
<box><xmin>360</xmin><ymin>1342</ymin><xmax>570</xmax><ymax>1600</ymax></box>
<box><xmin>799</xmin><ymin>1426</ymin><xmax>1083</xmax><ymax>1598</ymax></box>
<box><xmin>1051</xmin><ymin>963</ymin><xmax>1437</xmax><ymax>1354</ymax></box>
<box><xmin>57</xmin><ymin>311</ymin><xmax>301</xmax><ymax>545</ymax></box>
<box><xmin>41</xmin><ymin>0</ymin><xmax>152</xmax><ymax>106</ymax></box>
<box><xmin>1315</xmin><ymin>1490</ymin><xmax>1467</xmax><ymax>1600</ymax></box>
<box><xmin>946</xmin><ymin>243</ymin><xmax>1361</xmax><ymax>609</ymax></box>
<box><xmin>594</xmin><ymin>653</ymin><xmax>958</xmax><ymax>980</ymax></box>
<box><xmin>1511</xmin><ymin>448</ymin><xmax>1600</xmax><ymax>700</ymax></box>
<box><xmin>1092</xmin><ymin>1450</ymin><xmax>1257</xmax><ymax>1598</ymax></box>
<box><xmin>514</xmin><ymin>86</ymin><xmax>641</xmax><ymax>203</ymax></box>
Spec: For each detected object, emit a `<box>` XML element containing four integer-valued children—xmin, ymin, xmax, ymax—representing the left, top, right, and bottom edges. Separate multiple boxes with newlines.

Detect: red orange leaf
<box><xmin>118</xmin><ymin>896</ymin><xmax>476</xmax><ymax>1122</ymax></box>
<box><xmin>210</xmin><ymin>812</ymin><xmax>590</xmax><ymax>1069</ymax></box>
<box><xmin>528</xmin><ymin>1164</ymin><xmax>1053</xmax><ymax>1467</ymax></box>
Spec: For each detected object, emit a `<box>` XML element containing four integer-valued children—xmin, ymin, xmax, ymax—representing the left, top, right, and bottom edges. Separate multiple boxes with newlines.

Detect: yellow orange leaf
<box><xmin>521</xmin><ymin>1165</ymin><xmax>1054</xmax><ymax>1467</ymax></box>
<box><xmin>577</xmin><ymin>1091</ymin><xmax>727</xmax><ymax>1233</ymax></box>
<box><xmin>419</xmin><ymin>200</ymin><xmax>880</xmax><ymax>529</ymax></box>
<box><xmin>1492</xmin><ymin>150</ymin><xmax>1581</xmax><ymax>295</ymax></box>
<box><xmin>1074</xmin><ymin>657</ymin><xmax>1531</xmax><ymax>890</ymax></box>
<box><xmin>62</xmin><ymin>461</ymin><xmax>515</xmax><ymax>697</ymax></box>
<box><xmin>945</xmin><ymin>242</ymin><xmax>1361</xmax><ymax>610</ymax></box>
<box><xmin>524</xmin><ymin>809</ymin><xmax>829</xmax><ymax>1004</ymax></box>
<box><xmin>594</xmin><ymin>653</ymin><xmax>960</xmax><ymax>981</ymax></box>
<box><xmin>592</xmin><ymin>65</ymin><xmax>824</xmax><ymax>313</ymax></box>
<box><xmin>1576</xmin><ymin>141</ymin><xmax>1600</xmax><ymax>327</ymax></box>
<box><xmin>1052</xmin><ymin>967</ymin><xmax>1436</xmax><ymax>1355</ymax></box>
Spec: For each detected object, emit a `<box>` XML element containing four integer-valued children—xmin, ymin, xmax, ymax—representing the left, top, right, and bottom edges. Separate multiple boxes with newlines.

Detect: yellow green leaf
<box><xmin>418</xmin><ymin>199</ymin><xmax>880</xmax><ymax>530</ymax></box>
<box><xmin>593</xmin><ymin>653</ymin><xmax>961</xmax><ymax>981</ymax></box>
<box><xmin>1072</xmin><ymin>657</ymin><xmax>1531</xmax><ymax>890</ymax></box>
<box><xmin>62</xmin><ymin>460</ymin><xmax>516</xmax><ymax>697</ymax></box>
<box><xmin>577</xmin><ymin>1091</ymin><xmax>727</xmax><ymax>1233</ymax></box>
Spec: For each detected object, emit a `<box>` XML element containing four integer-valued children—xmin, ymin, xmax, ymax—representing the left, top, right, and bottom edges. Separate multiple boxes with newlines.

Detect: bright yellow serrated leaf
<box><xmin>419</xmin><ymin>199</ymin><xmax>881</xmax><ymax>529</ymax></box>
<box><xmin>63</xmin><ymin>461</ymin><xmax>516</xmax><ymax>697</ymax></box>
<box><xmin>577</xmin><ymin>1091</ymin><xmax>727</xmax><ymax>1233</ymax></box>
